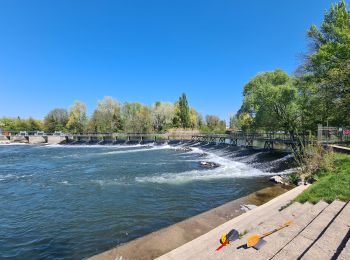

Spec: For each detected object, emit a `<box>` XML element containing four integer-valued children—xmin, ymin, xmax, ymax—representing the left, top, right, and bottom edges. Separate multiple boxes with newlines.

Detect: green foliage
<box><xmin>122</xmin><ymin>102</ymin><xmax>152</xmax><ymax>133</ymax></box>
<box><xmin>294</xmin><ymin>144</ymin><xmax>335</xmax><ymax>182</ymax></box>
<box><xmin>176</xmin><ymin>93</ymin><xmax>190</xmax><ymax>128</ymax></box>
<box><xmin>151</xmin><ymin>102</ymin><xmax>175</xmax><ymax>132</ymax></box>
<box><xmin>88</xmin><ymin>96</ymin><xmax>123</xmax><ymax>133</ymax></box>
<box><xmin>43</xmin><ymin>108</ymin><xmax>68</xmax><ymax>132</ymax></box>
<box><xmin>302</xmin><ymin>0</ymin><xmax>350</xmax><ymax>126</ymax></box>
<box><xmin>1</xmin><ymin>93</ymin><xmax>225</xmax><ymax>134</ymax></box>
<box><xmin>0</xmin><ymin>117</ymin><xmax>43</xmax><ymax>131</ymax></box>
<box><xmin>66</xmin><ymin>101</ymin><xmax>87</xmax><ymax>133</ymax></box>
<box><xmin>204</xmin><ymin>115</ymin><xmax>226</xmax><ymax>133</ymax></box>
<box><xmin>240</xmin><ymin>70</ymin><xmax>300</xmax><ymax>133</ymax></box>
<box><xmin>295</xmin><ymin>153</ymin><xmax>350</xmax><ymax>204</ymax></box>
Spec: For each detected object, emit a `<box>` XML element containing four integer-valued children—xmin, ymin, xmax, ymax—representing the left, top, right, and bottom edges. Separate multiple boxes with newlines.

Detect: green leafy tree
<box><xmin>89</xmin><ymin>96</ymin><xmax>123</xmax><ymax>133</ymax></box>
<box><xmin>27</xmin><ymin>117</ymin><xmax>43</xmax><ymax>131</ymax></box>
<box><xmin>0</xmin><ymin>117</ymin><xmax>16</xmax><ymax>131</ymax></box>
<box><xmin>43</xmin><ymin>108</ymin><xmax>69</xmax><ymax>132</ymax></box>
<box><xmin>176</xmin><ymin>93</ymin><xmax>190</xmax><ymax>128</ymax></box>
<box><xmin>151</xmin><ymin>102</ymin><xmax>175</xmax><ymax>132</ymax></box>
<box><xmin>240</xmin><ymin>70</ymin><xmax>300</xmax><ymax>135</ymax></box>
<box><xmin>205</xmin><ymin>115</ymin><xmax>226</xmax><ymax>133</ymax></box>
<box><xmin>301</xmin><ymin>0</ymin><xmax>350</xmax><ymax>126</ymax></box>
<box><xmin>122</xmin><ymin>102</ymin><xmax>152</xmax><ymax>133</ymax></box>
<box><xmin>189</xmin><ymin>108</ymin><xmax>199</xmax><ymax>129</ymax></box>
<box><xmin>66</xmin><ymin>101</ymin><xmax>87</xmax><ymax>133</ymax></box>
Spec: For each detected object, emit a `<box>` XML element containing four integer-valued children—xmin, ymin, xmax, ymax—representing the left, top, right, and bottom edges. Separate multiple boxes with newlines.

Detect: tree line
<box><xmin>230</xmin><ymin>0</ymin><xmax>350</xmax><ymax>137</ymax></box>
<box><xmin>0</xmin><ymin>93</ymin><xmax>227</xmax><ymax>134</ymax></box>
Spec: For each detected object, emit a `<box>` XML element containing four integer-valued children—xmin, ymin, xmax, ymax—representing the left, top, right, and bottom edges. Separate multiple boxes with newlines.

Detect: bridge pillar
<box><xmin>230</xmin><ymin>138</ymin><xmax>238</xmax><ymax>146</ymax></box>
<box><xmin>245</xmin><ymin>139</ymin><xmax>253</xmax><ymax>148</ymax></box>
<box><xmin>264</xmin><ymin>141</ymin><xmax>274</xmax><ymax>150</ymax></box>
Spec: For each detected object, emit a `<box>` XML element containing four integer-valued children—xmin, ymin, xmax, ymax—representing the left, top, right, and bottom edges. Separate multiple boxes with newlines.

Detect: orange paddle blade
<box><xmin>247</xmin><ymin>234</ymin><xmax>261</xmax><ymax>248</ymax></box>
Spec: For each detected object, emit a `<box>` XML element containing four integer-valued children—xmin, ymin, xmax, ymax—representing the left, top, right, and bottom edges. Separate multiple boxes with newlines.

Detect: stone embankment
<box><xmin>157</xmin><ymin>185</ymin><xmax>350</xmax><ymax>260</ymax></box>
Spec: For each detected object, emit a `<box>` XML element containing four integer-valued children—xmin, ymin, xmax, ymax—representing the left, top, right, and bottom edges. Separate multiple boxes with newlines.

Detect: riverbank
<box><xmin>295</xmin><ymin>153</ymin><xmax>350</xmax><ymax>204</ymax></box>
<box><xmin>88</xmin><ymin>184</ymin><xmax>292</xmax><ymax>260</ymax></box>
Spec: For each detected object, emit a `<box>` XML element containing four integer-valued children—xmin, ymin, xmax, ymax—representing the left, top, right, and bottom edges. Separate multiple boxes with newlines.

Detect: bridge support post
<box><xmin>245</xmin><ymin>139</ymin><xmax>253</xmax><ymax>148</ymax></box>
<box><xmin>230</xmin><ymin>138</ymin><xmax>237</xmax><ymax>146</ymax></box>
<box><xmin>264</xmin><ymin>141</ymin><xmax>274</xmax><ymax>150</ymax></box>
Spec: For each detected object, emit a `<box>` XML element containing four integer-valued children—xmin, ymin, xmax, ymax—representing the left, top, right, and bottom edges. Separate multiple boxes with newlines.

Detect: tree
<box><xmin>205</xmin><ymin>115</ymin><xmax>226</xmax><ymax>133</ymax></box>
<box><xmin>89</xmin><ymin>96</ymin><xmax>123</xmax><ymax>133</ymax></box>
<box><xmin>14</xmin><ymin>117</ymin><xmax>28</xmax><ymax>131</ymax></box>
<box><xmin>66</xmin><ymin>101</ymin><xmax>87</xmax><ymax>133</ymax></box>
<box><xmin>229</xmin><ymin>114</ymin><xmax>240</xmax><ymax>131</ymax></box>
<box><xmin>122</xmin><ymin>102</ymin><xmax>152</xmax><ymax>133</ymax></box>
<box><xmin>27</xmin><ymin>117</ymin><xmax>43</xmax><ymax>131</ymax></box>
<box><xmin>43</xmin><ymin>108</ymin><xmax>69</xmax><ymax>132</ymax></box>
<box><xmin>189</xmin><ymin>108</ymin><xmax>199</xmax><ymax>129</ymax></box>
<box><xmin>0</xmin><ymin>117</ymin><xmax>17</xmax><ymax>131</ymax></box>
<box><xmin>240</xmin><ymin>70</ymin><xmax>301</xmax><ymax>134</ymax></box>
<box><xmin>301</xmin><ymin>0</ymin><xmax>350</xmax><ymax>126</ymax></box>
<box><xmin>151</xmin><ymin>102</ymin><xmax>175</xmax><ymax>132</ymax></box>
<box><xmin>176</xmin><ymin>93</ymin><xmax>190</xmax><ymax>128</ymax></box>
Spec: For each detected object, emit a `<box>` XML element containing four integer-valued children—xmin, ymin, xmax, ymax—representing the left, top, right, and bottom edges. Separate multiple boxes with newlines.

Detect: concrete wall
<box><xmin>47</xmin><ymin>136</ymin><xmax>66</xmax><ymax>144</ymax></box>
<box><xmin>0</xmin><ymin>135</ymin><xmax>9</xmax><ymax>141</ymax></box>
<box><xmin>10</xmin><ymin>136</ymin><xmax>28</xmax><ymax>143</ymax></box>
<box><xmin>28</xmin><ymin>136</ymin><xmax>47</xmax><ymax>144</ymax></box>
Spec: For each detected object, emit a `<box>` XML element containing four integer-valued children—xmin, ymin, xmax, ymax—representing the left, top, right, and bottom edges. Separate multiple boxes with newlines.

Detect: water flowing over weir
<box><xmin>0</xmin><ymin>142</ymin><xmax>297</xmax><ymax>259</ymax></box>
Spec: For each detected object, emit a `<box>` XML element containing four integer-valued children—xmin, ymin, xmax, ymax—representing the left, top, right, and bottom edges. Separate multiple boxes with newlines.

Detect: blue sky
<box><xmin>0</xmin><ymin>0</ymin><xmax>335</xmax><ymax>121</ymax></box>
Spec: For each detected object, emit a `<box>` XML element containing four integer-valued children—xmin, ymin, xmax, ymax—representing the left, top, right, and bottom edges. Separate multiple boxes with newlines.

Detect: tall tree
<box><xmin>205</xmin><ymin>115</ymin><xmax>226</xmax><ymax>133</ymax></box>
<box><xmin>176</xmin><ymin>93</ymin><xmax>190</xmax><ymax>128</ymax></box>
<box><xmin>89</xmin><ymin>96</ymin><xmax>122</xmax><ymax>133</ymax></box>
<box><xmin>240</xmin><ymin>70</ymin><xmax>301</xmax><ymax>134</ymax></box>
<box><xmin>43</xmin><ymin>108</ymin><xmax>69</xmax><ymax>132</ymax></box>
<box><xmin>301</xmin><ymin>0</ymin><xmax>350</xmax><ymax>126</ymax></box>
<box><xmin>66</xmin><ymin>101</ymin><xmax>87</xmax><ymax>133</ymax></box>
<box><xmin>122</xmin><ymin>102</ymin><xmax>152</xmax><ymax>133</ymax></box>
<box><xmin>151</xmin><ymin>102</ymin><xmax>175</xmax><ymax>132</ymax></box>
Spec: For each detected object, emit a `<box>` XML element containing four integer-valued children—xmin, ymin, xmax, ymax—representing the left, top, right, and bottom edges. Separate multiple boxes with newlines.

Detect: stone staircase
<box><xmin>157</xmin><ymin>186</ymin><xmax>350</xmax><ymax>260</ymax></box>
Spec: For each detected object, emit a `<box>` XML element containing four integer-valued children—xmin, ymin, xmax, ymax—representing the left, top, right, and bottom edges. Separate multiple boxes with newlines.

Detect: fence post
<box><xmin>317</xmin><ymin>124</ymin><xmax>322</xmax><ymax>142</ymax></box>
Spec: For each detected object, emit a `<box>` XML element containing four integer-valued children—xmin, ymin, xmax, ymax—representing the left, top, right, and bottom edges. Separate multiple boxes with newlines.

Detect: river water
<box><xmin>0</xmin><ymin>142</ymin><xmax>295</xmax><ymax>259</ymax></box>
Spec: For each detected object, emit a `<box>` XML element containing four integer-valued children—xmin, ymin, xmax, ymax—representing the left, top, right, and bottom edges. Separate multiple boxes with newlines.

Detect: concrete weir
<box><xmin>1</xmin><ymin>135</ymin><xmax>67</xmax><ymax>144</ymax></box>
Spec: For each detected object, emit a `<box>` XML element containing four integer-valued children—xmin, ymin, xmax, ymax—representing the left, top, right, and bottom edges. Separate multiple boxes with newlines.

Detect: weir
<box><xmin>0</xmin><ymin>131</ymin><xmax>311</xmax><ymax>149</ymax></box>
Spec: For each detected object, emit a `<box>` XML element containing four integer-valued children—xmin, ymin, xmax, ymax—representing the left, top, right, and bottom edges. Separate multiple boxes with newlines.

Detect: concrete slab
<box><xmin>338</xmin><ymin>237</ymin><xmax>350</xmax><ymax>260</ymax></box>
<box><xmin>302</xmin><ymin>202</ymin><xmax>350</xmax><ymax>259</ymax></box>
<box><xmin>268</xmin><ymin>201</ymin><xmax>329</xmax><ymax>259</ymax></box>
<box><xmin>157</xmin><ymin>185</ymin><xmax>309</xmax><ymax>260</ymax></box>
<box><xmin>300</xmin><ymin>200</ymin><xmax>345</xmax><ymax>241</ymax></box>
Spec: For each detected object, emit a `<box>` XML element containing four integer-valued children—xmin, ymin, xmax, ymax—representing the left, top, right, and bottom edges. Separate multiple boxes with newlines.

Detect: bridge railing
<box><xmin>1</xmin><ymin>130</ymin><xmax>313</xmax><ymax>143</ymax></box>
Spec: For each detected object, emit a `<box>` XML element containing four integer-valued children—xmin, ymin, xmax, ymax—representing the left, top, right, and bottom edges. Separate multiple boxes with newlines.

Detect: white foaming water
<box><xmin>0</xmin><ymin>174</ymin><xmax>33</xmax><ymax>182</ymax></box>
<box><xmin>135</xmin><ymin>146</ymin><xmax>281</xmax><ymax>184</ymax></box>
<box><xmin>100</xmin><ymin>144</ymin><xmax>172</xmax><ymax>155</ymax></box>
<box><xmin>0</xmin><ymin>143</ymin><xmax>30</xmax><ymax>146</ymax></box>
<box><xmin>43</xmin><ymin>143</ymin><xmax>150</xmax><ymax>149</ymax></box>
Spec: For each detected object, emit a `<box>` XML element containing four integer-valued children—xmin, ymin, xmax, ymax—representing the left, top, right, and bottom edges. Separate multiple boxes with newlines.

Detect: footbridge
<box><xmin>1</xmin><ymin>131</ymin><xmax>312</xmax><ymax>150</ymax></box>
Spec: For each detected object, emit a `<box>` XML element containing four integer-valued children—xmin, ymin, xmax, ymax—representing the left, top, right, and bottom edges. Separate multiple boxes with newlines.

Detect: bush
<box><xmin>294</xmin><ymin>143</ymin><xmax>335</xmax><ymax>183</ymax></box>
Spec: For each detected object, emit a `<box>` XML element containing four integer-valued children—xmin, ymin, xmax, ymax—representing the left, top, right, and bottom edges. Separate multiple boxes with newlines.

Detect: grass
<box><xmin>295</xmin><ymin>153</ymin><xmax>350</xmax><ymax>204</ymax></box>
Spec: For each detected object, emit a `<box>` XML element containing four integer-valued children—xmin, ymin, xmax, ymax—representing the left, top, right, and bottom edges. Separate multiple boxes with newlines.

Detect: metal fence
<box><xmin>317</xmin><ymin>125</ymin><xmax>350</xmax><ymax>143</ymax></box>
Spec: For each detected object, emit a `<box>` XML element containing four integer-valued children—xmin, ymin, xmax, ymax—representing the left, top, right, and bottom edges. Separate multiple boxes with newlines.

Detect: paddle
<box><xmin>216</xmin><ymin>229</ymin><xmax>239</xmax><ymax>251</ymax></box>
<box><xmin>247</xmin><ymin>220</ymin><xmax>293</xmax><ymax>250</ymax></box>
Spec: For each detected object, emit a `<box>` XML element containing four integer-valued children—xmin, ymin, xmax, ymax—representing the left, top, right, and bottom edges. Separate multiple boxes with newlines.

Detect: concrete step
<box><xmin>271</xmin><ymin>200</ymin><xmax>345</xmax><ymax>260</ymax></box>
<box><xmin>157</xmin><ymin>186</ymin><xmax>310</xmax><ymax>260</ymax></box>
<box><xmin>300</xmin><ymin>201</ymin><xmax>350</xmax><ymax>259</ymax></box>
<box><xmin>216</xmin><ymin>201</ymin><xmax>329</xmax><ymax>260</ymax></box>
<box><xmin>338</xmin><ymin>236</ymin><xmax>350</xmax><ymax>260</ymax></box>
